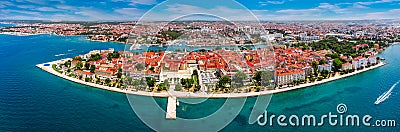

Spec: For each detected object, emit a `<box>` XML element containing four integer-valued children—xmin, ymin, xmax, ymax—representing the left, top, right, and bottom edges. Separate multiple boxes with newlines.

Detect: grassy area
<box><xmin>52</xmin><ymin>64</ymin><xmax>62</xmax><ymax>73</ymax></box>
<box><xmin>192</xmin><ymin>75</ymin><xmax>198</xmax><ymax>85</ymax></box>
<box><xmin>68</xmin><ymin>73</ymin><xmax>75</xmax><ymax>77</ymax></box>
<box><xmin>161</xmin><ymin>30</ymin><xmax>183</xmax><ymax>40</ymax></box>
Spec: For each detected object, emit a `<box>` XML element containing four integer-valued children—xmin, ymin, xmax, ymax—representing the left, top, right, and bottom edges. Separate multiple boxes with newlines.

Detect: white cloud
<box><xmin>55</xmin><ymin>5</ymin><xmax>77</xmax><ymax>10</ymax></box>
<box><xmin>74</xmin><ymin>8</ymin><xmax>137</xmax><ymax>21</ymax></box>
<box><xmin>1</xmin><ymin>0</ymin><xmax>399</xmax><ymax>21</ymax></box>
<box><xmin>75</xmin><ymin>9</ymin><xmax>111</xmax><ymax>19</ymax></box>
<box><xmin>15</xmin><ymin>0</ymin><xmax>65</xmax><ymax>5</ymax></box>
<box><xmin>112</xmin><ymin>0</ymin><xmax>157</xmax><ymax>6</ymax></box>
<box><xmin>318</xmin><ymin>3</ymin><xmax>338</xmax><ymax>9</ymax></box>
<box><xmin>364</xmin><ymin>8</ymin><xmax>400</xmax><ymax>19</ymax></box>
<box><xmin>49</xmin><ymin>14</ymin><xmax>85</xmax><ymax>21</ymax></box>
<box><xmin>114</xmin><ymin>8</ymin><xmax>144</xmax><ymax>20</ymax></box>
<box><xmin>115</xmin><ymin>8</ymin><xmax>141</xmax><ymax>15</ymax></box>
<box><xmin>251</xmin><ymin>10</ymin><xmax>269</xmax><ymax>13</ymax></box>
<box><xmin>352</xmin><ymin>4</ymin><xmax>369</xmax><ymax>9</ymax></box>
<box><xmin>259</xmin><ymin>0</ymin><xmax>285</xmax><ymax>6</ymax></box>
<box><xmin>17</xmin><ymin>5</ymin><xmax>36</xmax><ymax>9</ymax></box>
<box><xmin>158</xmin><ymin>4</ymin><xmax>260</xmax><ymax>21</ymax></box>
<box><xmin>318</xmin><ymin>3</ymin><xmax>348</xmax><ymax>13</ymax></box>
<box><xmin>165</xmin><ymin>4</ymin><xmax>201</xmax><ymax>13</ymax></box>
<box><xmin>1</xmin><ymin>9</ymin><xmax>41</xmax><ymax>16</ymax></box>
<box><xmin>266</xmin><ymin>0</ymin><xmax>285</xmax><ymax>4</ymax></box>
<box><xmin>350</xmin><ymin>0</ymin><xmax>400</xmax><ymax>9</ymax></box>
<box><xmin>37</xmin><ymin>7</ymin><xmax>62</xmax><ymax>12</ymax></box>
<box><xmin>2</xmin><ymin>15</ymin><xmax>44</xmax><ymax>20</ymax></box>
<box><xmin>356</xmin><ymin>0</ymin><xmax>397</xmax><ymax>5</ymax></box>
<box><xmin>275</xmin><ymin>2</ymin><xmax>368</xmax><ymax>15</ymax></box>
<box><xmin>0</xmin><ymin>1</ymin><xmax>14</xmax><ymax>8</ymax></box>
<box><xmin>276</xmin><ymin>8</ymin><xmax>321</xmax><ymax>14</ymax></box>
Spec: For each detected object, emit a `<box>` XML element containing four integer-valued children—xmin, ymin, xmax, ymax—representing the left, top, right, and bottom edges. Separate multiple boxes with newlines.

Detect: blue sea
<box><xmin>0</xmin><ymin>23</ymin><xmax>15</xmax><ymax>29</ymax></box>
<box><xmin>0</xmin><ymin>34</ymin><xmax>398</xmax><ymax>131</ymax></box>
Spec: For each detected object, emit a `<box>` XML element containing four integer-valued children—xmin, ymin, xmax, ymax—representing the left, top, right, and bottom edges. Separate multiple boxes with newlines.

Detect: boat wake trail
<box><xmin>375</xmin><ymin>80</ymin><xmax>400</xmax><ymax>105</ymax></box>
<box><xmin>54</xmin><ymin>53</ymin><xmax>72</xmax><ymax>57</ymax></box>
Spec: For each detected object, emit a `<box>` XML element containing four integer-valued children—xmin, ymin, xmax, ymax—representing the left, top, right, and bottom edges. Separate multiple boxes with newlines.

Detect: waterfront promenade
<box><xmin>36</xmin><ymin>60</ymin><xmax>386</xmax><ymax>98</ymax></box>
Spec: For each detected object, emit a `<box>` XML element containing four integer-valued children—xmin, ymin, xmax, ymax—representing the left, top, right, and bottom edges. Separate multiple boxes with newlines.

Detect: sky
<box><xmin>0</xmin><ymin>0</ymin><xmax>400</xmax><ymax>21</ymax></box>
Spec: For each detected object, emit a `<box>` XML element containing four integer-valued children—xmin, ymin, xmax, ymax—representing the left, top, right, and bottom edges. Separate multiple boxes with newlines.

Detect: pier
<box><xmin>166</xmin><ymin>96</ymin><xmax>177</xmax><ymax>120</ymax></box>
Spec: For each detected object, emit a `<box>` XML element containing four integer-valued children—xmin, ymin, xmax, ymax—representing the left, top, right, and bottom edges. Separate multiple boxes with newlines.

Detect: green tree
<box><xmin>146</xmin><ymin>77</ymin><xmax>156</xmax><ymax>87</ymax></box>
<box><xmin>350</xmin><ymin>54</ymin><xmax>357</xmax><ymax>58</ymax></box>
<box><xmin>76</xmin><ymin>61</ymin><xmax>83</xmax><ymax>70</ymax></box>
<box><xmin>191</xmin><ymin>70</ymin><xmax>199</xmax><ymax>85</ymax></box>
<box><xmin>96</xmin><ymin>77</ymin><xmax>100</xmax><ymax>84</ymax></box>
<box><xmin>149</xmin><ymin>67</ymin><xmax>155</xmax><ymax>72</ymax></box>
<box><xmin>136</xmin><ymin>63</ymin><xmax>145</xmax><ymax>71</ymax></box>
<box><xmin>321</xmin><ymin>70</ymin><xmax>329</xmax><ymax>78</ymax></box>
<box><xmin>175</xmin><ymin>83</ymin><xmax>182</xmax><ymax>91</ymax></box>
<box><xmin>312</xmin><ymin>61</ymin><xmax>318</xmax><ymax>72</ymax></box>
<box><xmin>105</xmin><ymin>78</ymin><xmax>111</xmax><ymax>85</ymax></box>
<box><xmin>218</xmin><ymin>76</ymin><xmax>231</xmax><ymax>88</ymax></box>
<box><xmin>160</xmin><ymin>30</ymin><xmax>183</xmax><ymax>40</ymax></box>
<box><xmin>84</xmin><ymin>62</ymin><xmax>90</xmax><ymax>70</ymax></box>
<box><xmin>73</xmin><ymin>56</ymin><xmax>83</xmax><ymax>61</ymax></box>
<box><xmin>89</xmin><ymin>53</ymin><xmax>101</xmax><ymax>61</ymax></box>
<box><xmin>107</xmin><ymin>54</ymin><xmax>112</xmax><ymax>61</ymax></box>
<box><xmin>164</xmin><ymin>79</ymin><xmax>170</xmax><ymax>88</ymax></box>
<box><xmin>254</xmin><ymin>71</ymin><xmax>272</xmax><ymax>86</ymax></box>
<box><xmin>90</xmin><ymin>65</ymin><xmax>96</xmax><ymax>73</ymax></box>
<box><xmin>180</xmin><ymin>79</ymin><xmax>187</xmax><ymax>86</ymax></box>
<box><xmin>309</xmin><ymin>77</ymin><xmax>316</xmax><ymax>82</ymax></box>
<box><xmin>158</xmin><ymin>83</ymin><xmax>165</xmax><ymax>91</ymax></box>
<box><xmin>186</xmin><ymin>78</ymin><xmax>194</xmax><ymax>88</ymax></box>
<box><xmin>331</xmin><ymin>53</ymin><xmax>340</xmax><ymax>59</ymax></box>
<box><xmin>64</xmin><ymin>60</ymin><xmax>71</xmax><ymax>68</ymax></box>
<box><xmin>192</xmin><ymin>70</ymin><xmax>198</xmax><ymax>76</ymax></box>
<box><xmin>319</xmin><ymin>59</ymin><xmax>326</xmax><ymax>65</ymax></box>
<box><xmin>333</xmin><ymin>58</ymin><xmax>343</xmax><ymax>72</ymax></box>
<box><xmin>232</xmin><ymin>71</ymin><xmax>247</xmax><ymax>88</ymax></box>
<box><xmin>116</xmin><ymin>68</ymin><xmax>122</xmax><ymax>78</ymax></box>
<box><xmin>107</xmin><ymin>51</ymin><xmax>120</xmax><ymax>60</ymax></box>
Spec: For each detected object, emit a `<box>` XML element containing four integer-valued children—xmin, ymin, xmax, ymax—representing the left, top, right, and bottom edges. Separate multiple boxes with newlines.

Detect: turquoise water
<box><xmin>0</xmin><ymin>34</ymin><xmax>398</xmax><ymax>131</ymax></box>
<box><xmin>0</xmin><ymin>23</ymin><xmax>15</xmax><ymax>29</ymax></box>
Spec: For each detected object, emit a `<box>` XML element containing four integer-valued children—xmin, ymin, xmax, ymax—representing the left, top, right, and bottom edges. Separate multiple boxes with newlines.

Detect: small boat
<box><xmin>176</xmin><ymin>100</ymin><xmax>179</xmax><ymax>107</ymax></box>
<box><xmin>375</xmin><ymin>80</ymin><xmax>399</xmax><ymax>105</ymax></box>
<box><xmin>375</xmin><ymin>91</ymin><xmax>391</xmax><ymax>105</ymax></box>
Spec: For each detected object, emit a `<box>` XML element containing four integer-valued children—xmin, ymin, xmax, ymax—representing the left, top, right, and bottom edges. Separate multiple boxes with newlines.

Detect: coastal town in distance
<box><xmin>2</xmin><ymin>20</ymin><xmax>397</xmax><ymax>97</ymax></box>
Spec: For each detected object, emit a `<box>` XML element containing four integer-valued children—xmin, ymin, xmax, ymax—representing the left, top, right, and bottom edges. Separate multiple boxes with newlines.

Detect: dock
<box><xmin>166</xmin><ymin>96</ymin><xmax>177</xmax><ymax>120</ymax></box>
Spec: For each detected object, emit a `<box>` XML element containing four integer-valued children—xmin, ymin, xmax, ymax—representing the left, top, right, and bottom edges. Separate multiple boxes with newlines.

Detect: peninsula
<box><xmin>36</xmin><ymin>38</ymin><xmax>388</xmax><ymax>98</ymax></box>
